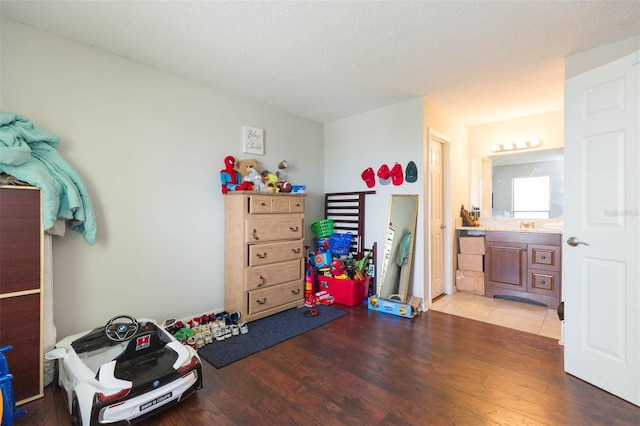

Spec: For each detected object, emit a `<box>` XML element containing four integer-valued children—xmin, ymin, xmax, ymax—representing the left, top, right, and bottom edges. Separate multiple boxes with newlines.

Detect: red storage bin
<box><xmin>318</xmin><ymin>275</ymin><xmax>369</xmax><ymax>307</ymax></box>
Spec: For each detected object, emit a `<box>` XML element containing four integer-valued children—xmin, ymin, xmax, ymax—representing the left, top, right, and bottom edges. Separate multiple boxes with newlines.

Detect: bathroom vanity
<box><xmin>457</xmin><ymin>223</ymin><xmax>562</xmax><ymax>309</ymax></box>
<box><xmin>484</xmin><ymin>230</ymin><xmax>562</xmax><ymax>309</ymax></box>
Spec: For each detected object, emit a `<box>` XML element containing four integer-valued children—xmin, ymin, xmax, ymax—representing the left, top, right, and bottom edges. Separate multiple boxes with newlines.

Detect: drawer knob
<box><xmin>541</xmin><ymin>280</ymin><xmax>546</xmax><ymax>284</ymax></box>
<box><xmin>541</xmin><ymin>256</ymin><xmax>546</xmax><ymax>259</ymax></box>
<box><xmin>292</xmin><ymin>289</ymin><xmax>301</xmax><ymax>295</ymax></box>
<box><xmin>256</xmin><ymin>252</ymin><xmax>267</xmax><ymax>259</ymax></box>
<box><xmin>256</xmin><ymin>298</ymin><xmax>267</xmax><ymax>305</ymax></box>
<box><xmin>258</xmin><ymin>276</ymin><xmax>265</xmax><ymax>287</ymax></box>
<box><xmin>252</xmin><ymin>229</ymin><xmax>260</xmax><ymax>240</ymax></box>
<box><xmin>290</xmin><ymin>226</ymin><xmax>299</xmax><ymax>232</ymax></box>
<box><xmin>261</xmin><ymin>202</ymin><xmax>267</xmax><ymax>206</ymax></box>
<box><xmin>292</xmin><ymin>248</ymin><xmax>301</xmax><ymax>254</ymax></box>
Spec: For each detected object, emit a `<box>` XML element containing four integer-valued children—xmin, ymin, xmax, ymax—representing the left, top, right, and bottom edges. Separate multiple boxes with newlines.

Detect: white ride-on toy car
<box><xmin>46</xmin><ymin>315</ymin><xmax>203</xmax><ymax>425</ymax></box>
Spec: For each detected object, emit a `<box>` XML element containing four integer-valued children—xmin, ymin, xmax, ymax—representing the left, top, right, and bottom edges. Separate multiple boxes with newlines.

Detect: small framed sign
<box><xmin>242</xmin><ymin>125</ymin><xmax>264</xmax><ymax>155</ymax></box>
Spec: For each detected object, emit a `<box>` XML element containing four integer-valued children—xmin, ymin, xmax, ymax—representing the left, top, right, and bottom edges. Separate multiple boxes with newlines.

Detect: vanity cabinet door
<box><xmin>485</xmin><ymin>242</ymin><xmax>527</xmax><ymax>291</ymax></box>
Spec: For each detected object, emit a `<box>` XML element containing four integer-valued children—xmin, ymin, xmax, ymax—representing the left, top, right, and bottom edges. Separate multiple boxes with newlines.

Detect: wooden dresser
<box><xmin>224</xmin><ymin>192</ymin><xmax>306</xmax><ymax>322</ymax></box>
<box><xmin>0</xmin><ymin>186</ymin><xmax>44</xmax><ymax>404</ymax></box>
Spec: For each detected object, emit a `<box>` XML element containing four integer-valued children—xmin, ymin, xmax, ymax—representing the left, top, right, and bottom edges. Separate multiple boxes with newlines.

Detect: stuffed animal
<box><xmin>219</xmin><ymin>155</ymin><xmax>252</xmax><ymax>193</ymax></box>
<box><xmin>261</xmin><ymin>170</ymin><xmax>280</xmax><ymax>192</ymax></box>
<box><xmin>236</xmin><ymin>158</ymin><xmax>265</xmax><ymax>191</ymax></box>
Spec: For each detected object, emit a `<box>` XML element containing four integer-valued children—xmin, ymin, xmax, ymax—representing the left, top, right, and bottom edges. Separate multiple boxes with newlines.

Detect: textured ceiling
<box><xmin>1</xmin><ymin>1</ymin><xmax>639</xmax><ymax>125</ymax></box>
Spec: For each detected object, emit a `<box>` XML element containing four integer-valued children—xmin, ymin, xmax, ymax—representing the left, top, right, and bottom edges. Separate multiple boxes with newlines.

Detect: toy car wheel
<box><xmin>71</xmin><ymin>394</ymin><xmax>83</xmax><ymax>426</ymax></box>
<box><xmin>53</xmin><ymin>358</ymin><xmax>60</xmax><ymax>389</ymax></box>
<box><xmin>105</xmin><ymin>314</ymin><xmax>139</xmax><ymax>342</ymax></box>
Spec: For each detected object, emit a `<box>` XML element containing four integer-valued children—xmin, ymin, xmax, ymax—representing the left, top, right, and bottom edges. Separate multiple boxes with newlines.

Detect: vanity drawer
<box><xmin>245</xmin><ymin>258</ymin><xmax>304</xmax><ymax>291</ymax></box>
<box><xmin>247</xmin><ymin>240</ymin><xmax>304</xmax><ymax>267</ymax></box>
<box><xmin>247</xmin><ymin>281</ymin><xmax>304</xmax><ymax>315</ymax></box>
<box><xmin>528</xmin><ymin>269</ymin><xmax>560</xmax><ymax>297</ymax></box>
<box><xmin>245</xmin><ymin>215</ymin><xmax>303</xmax><ymax>243</ymax></box>
<box><xmin>528</xmin><ymin>244</ymin><xmax>561</xmax><ymax>271</ymax></box>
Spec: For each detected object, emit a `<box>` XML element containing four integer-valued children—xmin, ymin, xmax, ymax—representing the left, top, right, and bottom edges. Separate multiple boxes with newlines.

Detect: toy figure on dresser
<box><xmin>261</xmin><ymin>169</ymin><xmax>280</xmax><ymax>192</ymax></box>
<box><xmin>261</xmin><ymin>168</ymin><xmax>293</xmax><ymax>193</ymax></box>
<box><xmin>220</xmin><ymin>156</ymin><xmax>252</xmax><ymax>194</ymax></box>
<box><xmin>236</xmin><ymin>158</ymin><xmax>265</xmax><ymax>191</ymax></box>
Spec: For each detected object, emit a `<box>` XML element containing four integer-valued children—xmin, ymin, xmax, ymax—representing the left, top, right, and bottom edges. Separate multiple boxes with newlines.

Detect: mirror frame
<box><xmin>378</xmin><ymin>194</ymin><xmax>419</xmax><ymax>304</ymax></box>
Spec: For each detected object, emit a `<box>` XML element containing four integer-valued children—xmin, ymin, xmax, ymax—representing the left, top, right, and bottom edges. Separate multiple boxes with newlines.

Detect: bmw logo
<box><xmin>153</xmin><ymin>380</ymin><xmax>160</xmax><ymax>388</ymax></box>
<box><xmin>117</xmin><ymin>325</ymin><xmax>127</xmax><ymax>332</ymax></box>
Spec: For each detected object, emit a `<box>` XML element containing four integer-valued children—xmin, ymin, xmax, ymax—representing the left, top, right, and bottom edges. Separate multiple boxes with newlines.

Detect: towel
<box><xmin>0</xmin><ymin>112</ymin><xmax>97</xmax><ymax>245</ymax></box>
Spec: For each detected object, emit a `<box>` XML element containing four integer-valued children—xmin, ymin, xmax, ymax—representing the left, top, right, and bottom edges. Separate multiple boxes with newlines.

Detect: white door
<box><xmin>429</xmin><ymin>136</ymin><xmax>445</xmax><ymax>299</ymax></box>
<box><xmin>564</xmin><ymin>51</ymin><xmax>640</xmax><ymax>406</ymax></box>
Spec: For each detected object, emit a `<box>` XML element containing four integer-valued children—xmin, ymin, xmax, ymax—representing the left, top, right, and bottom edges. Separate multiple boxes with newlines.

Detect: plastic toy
<box><xmin>45</xmin><ymin>315</ymin><xmax>203</xmax><ymax>425</ymax></box>
<box><xmin>0</xmin><ymin>346</ymin><xmax>27</xmax><ymax>426</ymax></box>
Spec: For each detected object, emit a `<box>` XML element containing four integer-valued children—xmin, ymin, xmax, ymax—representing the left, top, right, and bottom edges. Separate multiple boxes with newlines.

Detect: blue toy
<box><xmin>0</xmin><ymin>345</ymin><xmax>27</xmax><ymax>426</ymax></box>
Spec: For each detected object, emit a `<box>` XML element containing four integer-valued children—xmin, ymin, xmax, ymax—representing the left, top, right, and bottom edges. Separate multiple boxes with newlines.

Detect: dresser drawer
<box><xmin>289</xmin><ymin>197</ymin><xmax>304</xmax><ymax>213</ymax></box>
<box><xmin>248</xmin><ymin>240</ymin><xmax>304</xmax><ymax>267</ymax></box>
<box><xmin>245</xmin><ymin>258</ymin><xmax>304</xmax><ymax>291</ymax></box>
<box><xmin>247</xmin><ymin>281</ymin><xmax>304</xmax><ymax>315</ymax></box>
<box><xmin>248</xmin><ymin>195</ymin><xmax>305</xmax><ymax>214</ymax></box>
<box><xmin>246</xmin><ymin>216</ymin><xmax>303</xmax><ymax>243</ymax></box>
<box><xmin>248</xmin><ymin>195</ymin><xmax>275</xmax><ymax>213</ymax></box>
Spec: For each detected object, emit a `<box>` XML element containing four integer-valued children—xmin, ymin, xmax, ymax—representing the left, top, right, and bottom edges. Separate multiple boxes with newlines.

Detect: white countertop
<box><xmin>457</xmin><ymin>226</ymin><xmax>563</xmax><ymax>234</ymax></box>
<box><xmin>456</xmin><ymin>218</ymin><xmax>564</xmax><ymax>234</ymax></box>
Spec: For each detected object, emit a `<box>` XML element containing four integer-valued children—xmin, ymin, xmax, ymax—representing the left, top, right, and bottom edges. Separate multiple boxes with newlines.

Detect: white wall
<box><xmin>565</xmin><ymin>36</ymin><xmax>639</xmax><ymax>79</ymax></box>
<box><xmin>1</xmin><ymin>20</ymin><xmax>324</xmax><ymax>337</ymax></box>
<box><xmin>324</xmin><ymin>98</ymin><xmax>426</xmax><ymax>300</ymax></box>
<box><xmin>468</xmin><ymin>110</ymin><xmax>564</xmax><ymax>159</ymax></box>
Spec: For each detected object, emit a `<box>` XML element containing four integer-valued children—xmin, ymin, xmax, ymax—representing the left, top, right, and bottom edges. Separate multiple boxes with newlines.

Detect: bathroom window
<box><xmin>512</xmin><ymin>176</ymin><xmax>550</xmax><ymax>218</ymax></box>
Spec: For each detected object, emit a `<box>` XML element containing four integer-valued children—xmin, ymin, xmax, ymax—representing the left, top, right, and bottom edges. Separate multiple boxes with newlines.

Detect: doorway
<box><xmin>426</xmin><ymin>129</ymin><xmax>451</xmax><ymax>302</ymax></box>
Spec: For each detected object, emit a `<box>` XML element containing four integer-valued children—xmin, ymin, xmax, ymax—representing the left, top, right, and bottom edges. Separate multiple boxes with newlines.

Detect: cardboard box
<box><xmin>367</xmin><ymin>295</ymin><xmax>422</xmax><ymax>318</ymax></box>
<box><xmin>456</xmin><ymin>270</ymin><xmax>485</xmax><ymax>295</ymax></box>
<box><xmin>318</xmin><ymin>275</ymin><xmax>369</xmax><ymax>307</ymax></box>
<box><xmin>457</xmin><ymin>254</ymin><xmax>484</xmax><ymax>272</ymax></box>
<box><xmin>459</xmin><ymin>236</ymin><xmax>485</xmax><ymax>255</ymax></box>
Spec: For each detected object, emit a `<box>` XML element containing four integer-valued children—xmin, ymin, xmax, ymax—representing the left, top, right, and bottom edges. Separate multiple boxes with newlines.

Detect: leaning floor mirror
<box><xmin>378</xmin><ymin>194</ymin><xmax>419</xmax><ymax>304</ymax></box>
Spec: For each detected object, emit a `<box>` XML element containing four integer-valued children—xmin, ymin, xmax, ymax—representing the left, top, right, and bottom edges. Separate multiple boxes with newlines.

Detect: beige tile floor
<box><xmin>430</xmin><ymin>291</ymin><xmax>562</xmax><ymax>341</ymax></box>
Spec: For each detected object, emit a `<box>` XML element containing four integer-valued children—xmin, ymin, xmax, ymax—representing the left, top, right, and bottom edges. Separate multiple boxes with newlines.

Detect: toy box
<box><xmin>367</xmin><ymin>295</ymin><xmax>422</xmax><ymax>318</ymax></box>
<box><xmin>318</xmin><ymin>275</ymin><xmax>368</xmax><ymax>307</ymax></box>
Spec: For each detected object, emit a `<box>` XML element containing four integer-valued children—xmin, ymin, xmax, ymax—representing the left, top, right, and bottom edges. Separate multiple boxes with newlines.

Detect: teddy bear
<box><xmin>236</xmin><ymin>158</ymin><xmax>265</xmax><ymax>191</ymax></box>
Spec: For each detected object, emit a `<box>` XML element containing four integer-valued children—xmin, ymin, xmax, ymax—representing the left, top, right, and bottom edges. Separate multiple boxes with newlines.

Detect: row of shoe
<box><xmin>162</xmin><ymin>311</ymin><xmax>248</xmax><ymax>349</ymax></box>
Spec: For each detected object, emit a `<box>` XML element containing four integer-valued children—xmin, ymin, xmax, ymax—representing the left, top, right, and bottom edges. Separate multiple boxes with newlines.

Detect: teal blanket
<box><xmin>0</xmin><ymin>113</ymin><xmax>96</xmax><ymax>245</ymax></box>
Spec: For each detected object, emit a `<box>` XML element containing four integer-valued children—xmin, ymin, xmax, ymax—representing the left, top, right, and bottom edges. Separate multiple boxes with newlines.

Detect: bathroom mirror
<box><xmin>475</xmin><ymin>148</ymin><xmax>564</xmax><ymax>218</ymax></box>
<box><xmin>378</xmin><ymin>194</ymin><xmax>419</xmax><ymax>304</ymax></box>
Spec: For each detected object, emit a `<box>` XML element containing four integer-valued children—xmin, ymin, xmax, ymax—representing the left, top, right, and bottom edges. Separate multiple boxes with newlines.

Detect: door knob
<box><xmin>567</xmin><ymin>236</ymin><xmax>590</xmax><ymax>247</ymax></box>
<box><xmin>440</xmin><ymin>224</ymin><xmax>446</xmax><ymax>229</ymax></box>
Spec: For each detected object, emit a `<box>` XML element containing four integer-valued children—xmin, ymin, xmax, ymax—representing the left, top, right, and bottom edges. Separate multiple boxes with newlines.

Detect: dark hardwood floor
<box><xmin>18</xmin><ymin>306</ymin><xmax>640</xmax><ymax>425</ymax></box>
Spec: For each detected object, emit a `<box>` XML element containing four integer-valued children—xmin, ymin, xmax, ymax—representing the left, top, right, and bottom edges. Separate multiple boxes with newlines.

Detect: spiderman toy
<box><xmin>220</xmin><ymin>155</ymin><xmax>252</xmax><ymax>194</ymax></box>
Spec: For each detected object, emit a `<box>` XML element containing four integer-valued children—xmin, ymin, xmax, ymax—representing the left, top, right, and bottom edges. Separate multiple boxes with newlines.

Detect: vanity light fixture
<box><xmin>491</xmin><ymin>139</ymin><xmax>542</xmax><ymax>153</ymax></box>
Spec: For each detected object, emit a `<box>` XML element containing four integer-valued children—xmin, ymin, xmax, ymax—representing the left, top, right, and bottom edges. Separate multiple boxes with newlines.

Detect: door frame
<box><xmin>425</xmin><ymin>128</ymin><xmax>452</xmax><ymax>305</ymax></box>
